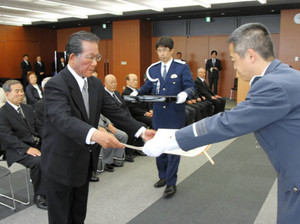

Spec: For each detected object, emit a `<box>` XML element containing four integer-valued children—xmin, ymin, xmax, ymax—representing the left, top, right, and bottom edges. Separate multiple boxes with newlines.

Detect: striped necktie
<box><xmin>82</xmin><ymin>79</ymin><xmax>89</xmax><ymax>118</ymax></box>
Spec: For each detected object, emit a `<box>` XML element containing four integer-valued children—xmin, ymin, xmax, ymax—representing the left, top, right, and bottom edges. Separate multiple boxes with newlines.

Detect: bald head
<box><xmin>197</xmin><ymin>67</ymin><xmax>206</xmax><ymax>79</ymax></box>
<box><xmin>104</xmin><ymin>74</ymin><xmax>117</xmax><ymax>92</ymax></box>
<box><xmin>126</xmin><ymin>73</ymin><xmax>138</xmax><ymax>89</ymax></box>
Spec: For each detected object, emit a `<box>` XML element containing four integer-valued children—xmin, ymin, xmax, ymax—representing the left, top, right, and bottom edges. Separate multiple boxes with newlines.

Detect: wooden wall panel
<box><xmin>96</xmin><ymin>39</ymin><xmax>113</xmax><ymax>82</ymax></box>
<box><xmin>279</xmin><ymin>9</ymin><xmax>300</xmax><ymax>70</ymax></box>
<box><xmin>0</xmin><ymin>25</ymin><xmax>56</xmax><ymax>79</ymax></box>
<box><xmin>113</xmin><ymin>20</ymin><xmax>141</xmax><ymax>92</ymax></box>
<box><xmin>139</xmin><ymin>20</ymin><xmax>152</xmax><ymax>85</ymax></box>
<box><xmin>57</xmin><ymin>26</ymin><xmax>91</xmax><ymax>52</ymax></box>
<box><xmin>186</xmin><ymin>36</ymin><xmax>209</xmax><ymax>79</ymax></box>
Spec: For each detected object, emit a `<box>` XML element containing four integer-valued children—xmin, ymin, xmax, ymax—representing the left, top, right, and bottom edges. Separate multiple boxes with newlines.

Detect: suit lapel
<box><xmin>62</xmin><ymin>70</ymin><xmax>89</xmax><ymax>122</ymax></box>
<box><xmin>4</xmin><ymin>103</ymin><xmax>28</xmax><ymax>129</ymax></box>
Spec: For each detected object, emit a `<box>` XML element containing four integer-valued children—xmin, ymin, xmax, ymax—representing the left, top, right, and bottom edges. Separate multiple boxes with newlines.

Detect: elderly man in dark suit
<box><xmin>194</xmin><ymin>67</ymin><xmax>226</xmax><ymax>114</ymax></box>
<box><xmin>0</xmin><ymin>79</ymin><xmax>47</xmax><ymax>210</ymax></box>
<box><xmin>122</xmin><ymin>73</ymin><xmax>153</xmax><ymax>128</ymax></box>
<box><xmin>41</xmin><ymin>31</ymin><xmax>154</xmax><ymax>224</ymax></box>
<box><xmin>143</xmin><ymin>23</ymin><xmax>300</xmax><ymax>224</ymax></box>
<box><xmin>206</xmin><ymin>50</ymin><xmax>222</xmax><ymax>94</ymax></box>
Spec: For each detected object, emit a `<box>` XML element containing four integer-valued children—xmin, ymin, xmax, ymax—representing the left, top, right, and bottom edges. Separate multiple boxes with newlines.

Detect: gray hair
<box><xmin>41</xmin><ymin>77</ymin><xmax>51</xmax><ymax>89</ymax></box>
<box><xmin>228</xmin><ymin>23</ymin><xmax>274</xmax><ymax>60</ymax></box>
<box><xmin>2</xmin><ymin>80</ymin><xmax>22</xmax><ymax>92</ymax></box>
<box><xmin>65</xmin><ymin>31</ymin><xmax>100</xmax><ymax>59</ymax></box>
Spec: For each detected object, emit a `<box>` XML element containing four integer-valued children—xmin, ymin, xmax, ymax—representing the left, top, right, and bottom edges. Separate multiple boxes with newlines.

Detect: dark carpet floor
<box><xmin>128</xmin><ymin>133</ymin><xmax>277</xmax><ymax>224</ymax></box>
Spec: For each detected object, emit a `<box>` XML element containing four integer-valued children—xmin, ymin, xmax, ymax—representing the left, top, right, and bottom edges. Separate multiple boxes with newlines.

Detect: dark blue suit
<box><xmin>139</xmin><ymin>59</ymin><xmax>195</xmax><ymax>186</ymax></box>
<box><xmin>176</xmin><ymin>59</ymin><xmax>300</xmax><ymax>223</ymax></box>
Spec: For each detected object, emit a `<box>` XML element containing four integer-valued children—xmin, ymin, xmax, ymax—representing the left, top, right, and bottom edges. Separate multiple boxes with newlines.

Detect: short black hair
<box><xmin>156</xmin><ymin>36</ymin><xmax>174</xmax><ymax>50</ymax></box>
<box><xmin>23</xmin><ymin>54</ymin><xmax>28</xmax><ymax>58</ymax></box>
<box><xmin>211</xmin><ymin>50</ymin><xmax>217</xmax><ymax>55</ymax></box>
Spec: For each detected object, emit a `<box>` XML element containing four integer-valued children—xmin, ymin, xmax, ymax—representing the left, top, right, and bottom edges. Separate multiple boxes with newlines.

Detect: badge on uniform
<box><xmin>171</xmin><ymin>74</ymin><xmax>178</xmax><ymax>79</ymax></box>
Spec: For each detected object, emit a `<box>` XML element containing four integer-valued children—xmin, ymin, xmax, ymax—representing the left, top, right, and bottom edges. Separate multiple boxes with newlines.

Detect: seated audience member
<box><xmin>25</xmin><ymin>71</ymin><xmax>43</xmax><ymax>105</ymax></box>
<box><xmin>104</xmin><ymin>74</ymin><xmax>146</xmax><ymax>161</ymax></box>
<box><xmin>0</xmin><ymin>87</ymin><xmax>6</xmax><ymax>108</ymax></box>
<box><xmin>34</xmin><ymin>56</ymin><xmax>46</xmax><ymax>85</ymax></box>
<box><xmin>185</xmin><ymin>104</ymin><xmax>196</xmax><ymax>126</ymax></box>
<box><xmin>0</xmin><ymin>80</ymin><xmax>47</xmax><ymax>210</ymax></box>
<box><xmin>122</xmin><ymin>73</ymin><xmax>152</xmax><ymax>128</ymax></box>
<box><xmin>194</xmin><ymin>67</ymin><xmax>226</xmax><ymax>114</ymax></box>
<box><xmin>34</xmin><ymin>77</ymin><xmax>51</xmax><ymax>124</ymax></box>
<box><xmin>98</xmin><ymin>114</ymin><xmax>128</xmax><ymax>172</ymax></box>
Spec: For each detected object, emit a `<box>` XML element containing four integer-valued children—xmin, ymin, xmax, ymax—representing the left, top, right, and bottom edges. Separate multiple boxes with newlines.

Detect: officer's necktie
<box><xmin>82</xmin><ymin>79</ymin><xmax>89</xmax><ymax>118</ymax></box>
<box><xmin>162</xmin><ymin>65</ymin><xmax>167</xmax><ymax>80</ymax></box>
<box><xmin>113</xmin><ymin>93</ymin><xmax>121</xmax><ymax>104</ymax></box>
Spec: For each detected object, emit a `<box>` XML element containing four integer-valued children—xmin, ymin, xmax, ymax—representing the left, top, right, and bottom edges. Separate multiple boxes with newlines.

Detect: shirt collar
<box><xmin>6</xmin><ymin>100</ymin><xmax>19</xmax><ymax>111</ymax></box>
<box><xmin>249</xmin><ymin>62</ymin><xmax>271</xmax><ymax>86</ymax></box>
<box><xmin>198</xmin><ymin>77</ymin><xmax>205</xmax><ymax>82</ymax></box>
<box><xmin>162</xmin><ymin>58</ymin><xmax>173</xmax><ymax>71</ymax></box>
<box><xmin>105</xmin><ymin>87</ymin><xmax>114</xmax><ymax>96</ymax></box>
<box><xmin>127</xmin><ymin>86</ymin><xmax>136</xmax><ymax>91</ymax></box>
<box><xmin>67</xmin><ymin>64</ymin><xmax>87</xmax><ymax>91</ymax></box>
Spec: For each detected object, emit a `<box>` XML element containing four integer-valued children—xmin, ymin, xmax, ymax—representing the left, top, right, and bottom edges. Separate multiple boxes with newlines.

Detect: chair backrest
<box><xmin>233</xmin><ymin>78</ymin><xmax>238</xmax><ymax>88</ymax></box>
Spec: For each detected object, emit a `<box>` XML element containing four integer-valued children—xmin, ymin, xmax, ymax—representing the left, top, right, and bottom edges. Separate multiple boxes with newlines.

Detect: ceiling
<box><xmin>0</xmin><ymin>0</ymin><xmax>299</xmax><ymax>29</ymax></box>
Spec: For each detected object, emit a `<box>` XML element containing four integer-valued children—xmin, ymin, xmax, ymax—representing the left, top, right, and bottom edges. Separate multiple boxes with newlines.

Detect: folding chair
<box><xmin>0</xmin><ymin>166</ymin><xmax>30</xmax><ymax>210</ymax></box>
<box><xmin>230</xmin><ymin>78</ymin><xmax>238</xmax><ymax>100</ymax></box>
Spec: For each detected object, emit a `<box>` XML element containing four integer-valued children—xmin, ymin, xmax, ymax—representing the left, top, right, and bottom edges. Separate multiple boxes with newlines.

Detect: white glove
<box><xmin>142</xmin><ymin>129</ymin><xmax>179</xmax><ymax>157</ymax></box>
<box><xmin>130</xmin><ymin>90</ymin><xmax>138</xmax><ymax>96</ymax></box>
<box><xmin>176</xmin><ymin>91</ymin><xmax>188</xmax><ymax>104</ymax></box>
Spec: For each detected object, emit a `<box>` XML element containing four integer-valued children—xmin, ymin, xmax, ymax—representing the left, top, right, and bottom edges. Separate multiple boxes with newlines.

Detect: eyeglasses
<box><xmin>77</xmin><ymin>53</ymin><xmax>102</xmax><ymax>62</ymax></box>
<box><xmin>156</xmin><ymin>48</ymin><xmax>169</xmax><ymax>53</ymax></box>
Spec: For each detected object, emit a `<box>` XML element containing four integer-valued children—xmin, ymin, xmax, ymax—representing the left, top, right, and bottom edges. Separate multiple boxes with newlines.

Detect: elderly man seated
<box><xmin>98</xmin><ymin>114</ymin><xmax>128</xmax><ymax>172</ymax></box>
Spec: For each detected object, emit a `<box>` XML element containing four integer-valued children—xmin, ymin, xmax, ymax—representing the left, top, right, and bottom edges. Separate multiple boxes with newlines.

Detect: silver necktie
<box><xmin>82</xmin><ymin>79</ymin><xmax>89</xmax><ymax>118</ymax></box>
<box><xmin>162</xmin><ymin>65</ymin><xmax>167</xmax><ymax>80</ymax></box>
<box><xmin>17</xmin><ymin>106</ymin><xmax>25</xmax><ymax>119</ymax></box>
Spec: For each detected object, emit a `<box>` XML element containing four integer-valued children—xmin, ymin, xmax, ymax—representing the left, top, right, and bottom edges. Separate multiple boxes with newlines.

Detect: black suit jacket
<box><xmin>34</xmin><ymin>61</ymin><xmax>46</xmax><ymax>82</ymax></box>
<box><xmin>25</xmin><ymin>84</ymin><xmax>43</xmax><ymax>105</ymax></box>
<box><xmin>21</xmin><ymin>60</ymin><xmax>32</xmax><ymax>78</ymax></box>
<box><xmin>41</xmin><ymin>67</ymin><xmax>142</xmax><ymax>187</ymax></box>
<box><xmin>0</xmin><ymin>103</ymin><xmax>43</xmax><ymax>166</ymax></box>
<box><xmin>122</xmin><ymin>87</ymin><xmax>152</xmax><ymax>117</ymax></box>
<box><xmin>206</xmin><ymin>58</ymin><xmax>222</xmax><ymax>76</ymax></box>
<box><xmin>194</xmin><ymin>77</ymin><xmax>215</xmax><ymax>99</ymax></box>
<box><xmin>57</xmin><ymin>62</ymin><xmax>66</xmax><ymax>72</ymax></box>
<box><xmin>105</xmin><ymin>90</ymin><xmax>132</xmax><ymax>117</ymax></box>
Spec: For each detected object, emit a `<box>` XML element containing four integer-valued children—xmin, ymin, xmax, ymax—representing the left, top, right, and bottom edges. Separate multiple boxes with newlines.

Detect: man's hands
<box><xmin>27</xmin><ymin>147</ymin><xmax>41</xmax><ymax>157</ymax></box>
<box><xmin>141</xmin><ymin>129</ymin><xmax>156</xmax><ymax>142</ymax></box>
<box><xmin>142</xmin><ymin>129</ymin><xmax>179</xmax><ymax>157</ymax></box>
<box><xmin>91</xmin><ymin>130</ymin><xmax>124</xmax><ymax>149</ymax></box>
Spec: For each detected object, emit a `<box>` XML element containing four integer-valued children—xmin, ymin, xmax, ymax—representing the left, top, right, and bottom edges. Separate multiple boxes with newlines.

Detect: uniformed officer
<box><xmin>132</xmin><ymin>36</ymin><xmax>195</xmax><ymax>198</ymax></box>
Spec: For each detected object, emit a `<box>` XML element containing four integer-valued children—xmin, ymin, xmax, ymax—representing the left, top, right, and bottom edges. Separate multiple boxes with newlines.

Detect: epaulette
<box><xmin>174</xmin><ymin>59</ymin><xmax>186</xmax><ymax>64</ymax></box>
